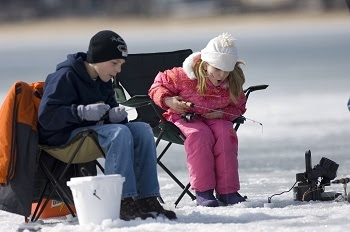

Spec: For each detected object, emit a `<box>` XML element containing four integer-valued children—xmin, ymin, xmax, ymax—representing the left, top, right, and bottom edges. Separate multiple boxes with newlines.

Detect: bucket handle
<box><xmin>80</xmin><ymin>167</ymin><xmax>93</xmax><ymax>177</ymax></box>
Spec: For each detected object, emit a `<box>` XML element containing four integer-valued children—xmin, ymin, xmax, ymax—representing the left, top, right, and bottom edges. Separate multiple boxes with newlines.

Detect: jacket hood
<box><xmin>182</xmin><ymin>52</ymin><xmax>201</xmax><ymax>80</ymax></box>
<box><xmin>182</xmin><ymin>52</ymin><xmax>231</xmax><ymax>89</ymax></box>
<box><xmin>56</xmin><ymin>52</ymin><xmax>95</xmax><ymax>84</ymax></box>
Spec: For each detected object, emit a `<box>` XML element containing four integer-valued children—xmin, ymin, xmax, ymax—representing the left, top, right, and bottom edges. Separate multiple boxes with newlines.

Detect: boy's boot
<box><xmin>216</xmin><ymin>192</ymin><xmax>246</xmax><ymax>205</ymax></box>
<box><xmin>195</xmin><ymin>189</ymin><xmax>219</xmax><ymax>207</ymax></box>
<box><xmin>136</xmin><ymin>197</ymin><xmax>177</xmax><ymax>220</ymax></box>
<box><xmin>120</xmin><ymin>197</ymin><xmax>155</xmax><ymax>221</ymax></box>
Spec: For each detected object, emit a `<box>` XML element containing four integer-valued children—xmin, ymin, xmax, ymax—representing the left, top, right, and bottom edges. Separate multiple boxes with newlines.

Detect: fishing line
<box><xmin>181</xmin><ymin>101</ymin><xmax>264</xmax><ymax>132</ymax></box>
<box><xmin>195</xmin><ymin>104</ymin><xmax>262</xmax><ymax>126</ymax></box>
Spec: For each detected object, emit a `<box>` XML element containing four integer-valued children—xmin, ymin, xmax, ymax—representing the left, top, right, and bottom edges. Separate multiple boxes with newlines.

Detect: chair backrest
<box><xmin>114</xmin><ymin>49</ymin><xmax>193</xmax><ymax>127</ymax></box>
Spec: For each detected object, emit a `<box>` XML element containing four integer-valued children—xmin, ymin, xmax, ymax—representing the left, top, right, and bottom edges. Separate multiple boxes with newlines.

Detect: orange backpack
<box><xmin>0</xmin><ymin>81</ymin><xmax>44</xmax><ymax>184</ymax></box>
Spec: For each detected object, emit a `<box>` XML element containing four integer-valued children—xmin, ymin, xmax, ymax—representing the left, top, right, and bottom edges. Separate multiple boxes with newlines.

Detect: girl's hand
<box><xmin>164</xmin><ymin>96</ymin><xmax>189</xmax><ymax>113</ymax></box>
<box><xmin>202</xmin><ymin>110</ymin><xmax>223</xmax><ymax>119</ymax></box>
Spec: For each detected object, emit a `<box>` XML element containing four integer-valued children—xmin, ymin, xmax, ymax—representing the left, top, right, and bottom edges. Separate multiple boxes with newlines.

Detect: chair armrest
<box><xmin>117</xmin><ymin>95</ymin><xmax>152</xmax><ymax>108</ymax></box>
<box><xmin>114</xmin><ymin>81</ymin><xmax>127</xmax><ymax>102</ymax></box>
<box><xmin>244</xmin><ymin>84</ymin><xmax>269</xmax><ymax>100</ymax></box>
<box><xmin>232</xmin><ymin>115</ymin><xmax>246</xmax><ymax>131</ymax></box>
<box><xmin>232</xmin><ymin>115</ymin><xmax>246</xmax><ymax>125</ymax></box>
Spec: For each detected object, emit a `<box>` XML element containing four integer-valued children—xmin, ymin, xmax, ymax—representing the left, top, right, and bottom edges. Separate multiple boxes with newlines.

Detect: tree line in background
<box><xmin>0</xmin><ymin>0</ymin><xmax>348</xmax><ymax>22</ymax></box>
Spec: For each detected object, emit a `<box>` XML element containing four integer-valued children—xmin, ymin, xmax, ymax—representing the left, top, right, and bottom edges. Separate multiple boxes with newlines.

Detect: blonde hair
<box><xmin>193</xmin><ymin>59</ymin><xmax>245</xmax><ymax>103</ymax></box>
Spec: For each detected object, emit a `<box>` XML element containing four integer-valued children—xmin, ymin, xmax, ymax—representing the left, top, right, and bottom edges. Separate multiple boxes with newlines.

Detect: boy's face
<box><xmin>94</xmin><ymin>59</ymin><xmax>125</xmax><ymax>82</ymax></box>
<box><xmin>206</xmin><ymin>64</ymin><xmax>230</xmax><ymax>87</ymax></box>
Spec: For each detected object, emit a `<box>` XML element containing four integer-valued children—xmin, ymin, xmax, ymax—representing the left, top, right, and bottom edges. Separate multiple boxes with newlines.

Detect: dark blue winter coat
<box><xmin>38</xmin><ymin>52</ymin><xmax>126</xmax><ymax>146</ymax></box>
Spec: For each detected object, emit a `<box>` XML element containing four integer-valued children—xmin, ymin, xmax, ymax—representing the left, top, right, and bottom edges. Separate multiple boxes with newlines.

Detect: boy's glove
<box><xmin>109</xmin><ymin>106</ymin><xmax>128</xmax><ymax>123</ymax></box>
<box><xmin>77</xmin><ymin>103</ymin><xmax>110</xmax><ymax>121</ymax></box>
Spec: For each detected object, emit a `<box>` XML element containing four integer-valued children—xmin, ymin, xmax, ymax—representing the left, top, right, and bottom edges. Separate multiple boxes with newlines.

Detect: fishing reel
<box><xmin>180</xmin><ymin>100</ymin><xmax>196</xmax><ymax>122</ymax></box>
<box><xmin>181</xmin><ymin>112</ymin><xmax>196</xmax><ymax>122</ymax></box>
<box><xmin>293</xmin><ymin>150</ymin><xmax>340</xmax><ymax>201</ymax></box>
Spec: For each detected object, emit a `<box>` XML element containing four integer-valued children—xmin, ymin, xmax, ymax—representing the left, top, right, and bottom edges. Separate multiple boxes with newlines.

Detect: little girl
<box><xmin>149</xmin><ymin>33</ymin><xmax>247</xmax><ymax>207</ymax></box>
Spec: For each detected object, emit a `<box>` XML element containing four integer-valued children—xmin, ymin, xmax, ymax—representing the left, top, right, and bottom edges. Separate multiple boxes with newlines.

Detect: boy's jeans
<box><xmin>69</xmin><ymin>122</ymin><xmax>160</xmax><ymax>199</ymax></box>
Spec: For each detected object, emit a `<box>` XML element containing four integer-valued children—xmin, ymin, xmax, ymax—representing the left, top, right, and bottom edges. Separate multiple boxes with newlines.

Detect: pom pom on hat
<box><xmin>201</xmin><ymin>33</ymin><xmax>238</xmax><ymax>72</ymax></box>
<box><xmin>86</xmin><ymin>30</ymin><xmax>128</xmax><ymax>63</ymax></box>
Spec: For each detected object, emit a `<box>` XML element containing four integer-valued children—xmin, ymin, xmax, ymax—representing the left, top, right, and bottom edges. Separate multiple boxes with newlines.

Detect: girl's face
<box><xmin>206</xmin><ymin>64</ymin><xmax>230</xmax><ymax>87</ymax></box>
<box><xmin>94</xmin><ymin>59</ymin><xmax>125</xmax><ymax>82</ymax></box>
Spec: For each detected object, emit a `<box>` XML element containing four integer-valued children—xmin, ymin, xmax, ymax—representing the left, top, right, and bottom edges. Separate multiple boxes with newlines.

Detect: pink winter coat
<box><xmin>148</xmin><ymin>52</ymin><xmax>247</xmax><ymax>123</ymax></box>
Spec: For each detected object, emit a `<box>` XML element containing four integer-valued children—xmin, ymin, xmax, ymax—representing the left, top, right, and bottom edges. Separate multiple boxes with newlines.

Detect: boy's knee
<box><xmin>109</xmin><ymin>124</ymin><xmax>132</xmax><ymax>139</ymax></box>
<box><xmin>132</xmin><ymin>122</ymin><xmax>153</xmax><ymax>136</ymax></box>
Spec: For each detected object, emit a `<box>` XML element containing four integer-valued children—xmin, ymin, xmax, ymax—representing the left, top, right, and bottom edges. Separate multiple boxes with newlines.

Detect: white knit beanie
<box><xmin>201</xmin><ymin>33</ymin><xmax>238</xmax><ymax>72</ymax></box>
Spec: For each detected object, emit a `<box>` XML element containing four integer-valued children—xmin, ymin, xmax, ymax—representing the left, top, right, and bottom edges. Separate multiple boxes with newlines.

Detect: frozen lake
<box><xmin>0</xmin><ymin>13</ymin><xmax>350</xmax><ymax>231</ymax></box>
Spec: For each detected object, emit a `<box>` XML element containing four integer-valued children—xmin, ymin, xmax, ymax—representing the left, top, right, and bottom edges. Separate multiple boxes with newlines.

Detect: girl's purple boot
<box><xmin>195</xmin><ymin>189</ymin><xmax>219</xmax><ymax>207</ymax></box>
<box><xmin>217</xmin><ymin>192</ymin><xmax>246</xmax><ymax>205</ymax></box>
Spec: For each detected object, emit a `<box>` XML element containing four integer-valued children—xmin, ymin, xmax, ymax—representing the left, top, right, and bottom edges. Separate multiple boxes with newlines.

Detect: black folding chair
<box><xmin>113</xmin><ymin>49</ymin><xmax>268</xmax><ymax>207</ymax></box>
<box><xmin>31</xmin><ymin>129</ymin><xmax>105</xmax><ymax>222</ymax></box>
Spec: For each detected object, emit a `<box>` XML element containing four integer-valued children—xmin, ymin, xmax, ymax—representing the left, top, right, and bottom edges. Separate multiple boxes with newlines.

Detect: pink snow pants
<box><xmin>174</xmin><ymin>117</ymin><xmax>240</xmax><ymax>194</ymax></box>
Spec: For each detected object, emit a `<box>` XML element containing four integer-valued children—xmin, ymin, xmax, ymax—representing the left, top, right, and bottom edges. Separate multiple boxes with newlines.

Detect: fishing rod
<box><xmin>180</xmin><ymin>100</ymin><xmax>263</xmax><ymax>128</ymax></box>
<box><xmin>115</xmin><ymin>97</ymin><xmax>263</xmax><ymax>129</ymax></box>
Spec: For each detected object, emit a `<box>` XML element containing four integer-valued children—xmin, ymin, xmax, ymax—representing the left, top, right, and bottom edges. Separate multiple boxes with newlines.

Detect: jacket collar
<box><xmin>182</xmin><ymin>52</ymin><xmax>201</xmax><ymax>80</ymax></box>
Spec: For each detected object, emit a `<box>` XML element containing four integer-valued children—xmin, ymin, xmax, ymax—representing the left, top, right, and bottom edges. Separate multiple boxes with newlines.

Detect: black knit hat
<box><xmin>86</xmin><ymin>30</ymin><xmax>128</xmax><ymax>63</ymax></box>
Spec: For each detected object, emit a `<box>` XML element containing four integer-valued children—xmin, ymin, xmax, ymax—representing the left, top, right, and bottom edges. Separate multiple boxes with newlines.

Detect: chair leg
<box><xmin>32</xmin><ymin>159</ymin><xmax>76</xmax><ymax>222</ymax></box>
<box><xmin>155</xmin><ymin>130</ymin><xmax>164</xmax><ymax>146</ymax></box>
<box><xmin>156</xmin><ymin>141</ymin><xmax>172</xmax><ymax>161</ymax></box>
<box><xmin>157</xmin><ymin>196</ymin><xmax>165</xmax><ymax>204</ymax></box>
<box><xmin>40</xmin><ymin>159</ymin><xmax>75</xmax><ymax>206</ymax></box>
<box><xmin>156</xmin><ymin>141</ymin><xmax>196</xmax><ymax>205</ymax></box>
<box><xmin>31</xmin><ymin>159</ymin><xmax>60</xmax><ymax>221</ymax></box>
<box><xmin>95</xmin><ymin>160</ymin><xmax>104</xmax><ymax>173</ymax></box>
<box><xmin>157</xmin><ymin>142</ymin><xmax>196</xmax><ymax>207</ymax></box>
<box><xmin>174</xmin><ymin>183</ymin><xmax>195</xmax><ymax>207</ymax></box>
<box><xmin>31</xmin><ymin>182</ymin><xmax>50</xmax><ymax>221</ymax></box>
<box><xmin>32</xmin><ymin>136</ymin><xmax>87</xmax><ymax>221</ymax></box>
<box><xmin>157</xmin><ymin>160</ymin><xmax>196</xmax><ymax>200</ymax></box>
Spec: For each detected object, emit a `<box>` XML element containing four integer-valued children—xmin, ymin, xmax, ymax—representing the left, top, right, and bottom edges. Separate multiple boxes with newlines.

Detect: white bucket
<box><xmin>67</xmin><ymin>174</ymin><xmax>125</xmax><ymax>225</ymax></box>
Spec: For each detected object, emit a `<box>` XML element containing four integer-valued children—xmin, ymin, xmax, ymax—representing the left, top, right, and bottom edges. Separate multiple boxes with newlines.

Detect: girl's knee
<box><xmin>227</xmin><ymin>127</ymin><xmax>237</xmax><ymax>138</ymax></box>
<box><xmin>213</xmin><ymin>123</ymin><xmax>237</xmax><ymax>140</ymax></box>
<box><xmin>187</xmin><ymin>127</ymin><xmax>214</xmax><ymax>143</ymax></box>
<box><xmin>220</xmin><ymin>128</ymin><xmax>238</xmax><ymax>145</ymax></box>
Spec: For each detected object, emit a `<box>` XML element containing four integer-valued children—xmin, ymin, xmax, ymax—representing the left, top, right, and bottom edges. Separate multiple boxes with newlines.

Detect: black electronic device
<box><xmin>293</xmin><ymin>150</ymin><xmax>340</xmax><ymax>201</ymax></box>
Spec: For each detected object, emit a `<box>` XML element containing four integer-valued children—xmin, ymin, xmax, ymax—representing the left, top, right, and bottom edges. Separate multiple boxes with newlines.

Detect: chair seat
<box><xmin>40</xmin><ymin>130</ymin><xmax>105</xmax><ymax>164</ymax></box>
<box><xmin>153</xmin><ymin>121</ymin><xmax>185</xmax><ymax>145</ymax></box>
